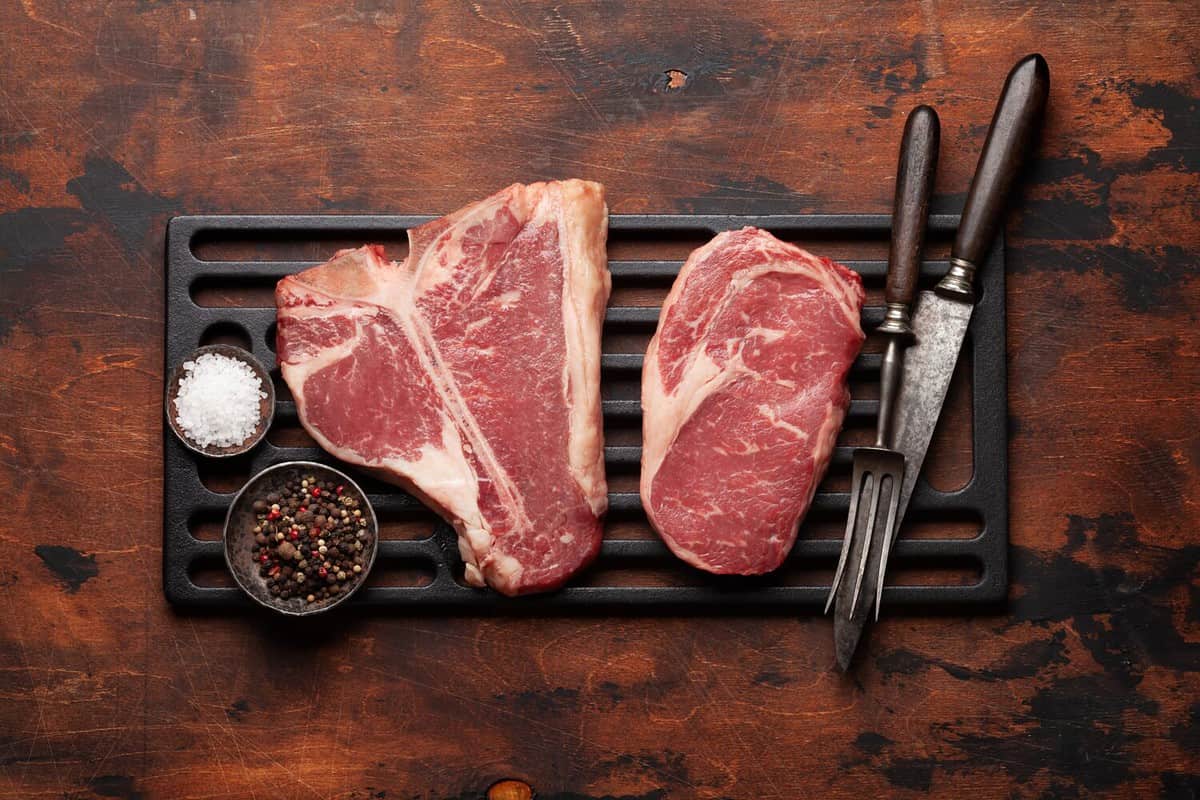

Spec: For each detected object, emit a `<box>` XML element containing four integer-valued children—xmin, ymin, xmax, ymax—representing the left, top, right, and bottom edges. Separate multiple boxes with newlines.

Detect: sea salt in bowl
<box><xmin>165</xmin><ymin>344</ymin><xmax>275</xmax><ymax>457</ymax></box>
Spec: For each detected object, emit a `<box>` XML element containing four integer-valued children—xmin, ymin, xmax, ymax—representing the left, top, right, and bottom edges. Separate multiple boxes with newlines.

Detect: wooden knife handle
<box><xmin>886</xmin><ymin>105</ymin><xmax>940</xmax><ymax>308</ymax></box>
<box><xmin>951</xmin><ymin>54</ymin><xmax>1050</xmax><ymax>271</ymax></box>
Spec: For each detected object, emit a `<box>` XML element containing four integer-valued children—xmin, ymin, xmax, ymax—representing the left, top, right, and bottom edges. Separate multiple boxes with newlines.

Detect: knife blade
<box><xmin>835</xmin><ymin>54</ymin><xmax>1049</xmax><ymax>668</ymax></box>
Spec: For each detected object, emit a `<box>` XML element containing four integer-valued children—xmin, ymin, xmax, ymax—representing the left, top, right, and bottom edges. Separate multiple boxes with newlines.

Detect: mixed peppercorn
<box><xmin>249</xmin><ymin>473</ymin><xmax>373</xmax><ymax>605</ymax></box>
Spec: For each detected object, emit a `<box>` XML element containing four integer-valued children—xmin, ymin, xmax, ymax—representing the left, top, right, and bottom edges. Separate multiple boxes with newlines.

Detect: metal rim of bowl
<box><xmin>165</xmin><ymin>343</ymin><xmax>276</xmax><ymax>458</ymax></box>
<box><xmin>223</xmin><ymin>460</ymin><xmax>379</xmax><ymax>616</ymax></box>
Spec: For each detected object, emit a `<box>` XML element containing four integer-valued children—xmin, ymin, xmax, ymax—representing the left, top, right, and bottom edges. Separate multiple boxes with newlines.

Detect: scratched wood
<box><xmin>1</xmin><ymin>2</ymin><xmax>1198</xmax><ymax>798</ymax></box>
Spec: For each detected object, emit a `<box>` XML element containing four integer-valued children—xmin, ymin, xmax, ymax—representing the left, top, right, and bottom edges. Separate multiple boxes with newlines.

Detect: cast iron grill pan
<box><xmin>164</xmin><ymin>214</ymin><xmax>1006</xmax><ymax>610</ymax></box>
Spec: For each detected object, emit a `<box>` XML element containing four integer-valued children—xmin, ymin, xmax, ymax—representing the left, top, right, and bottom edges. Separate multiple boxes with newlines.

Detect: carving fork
<box><xmin>826</xmin><ymin>105</ymin><xmax>940</xmax><ymax>670</ymax></box>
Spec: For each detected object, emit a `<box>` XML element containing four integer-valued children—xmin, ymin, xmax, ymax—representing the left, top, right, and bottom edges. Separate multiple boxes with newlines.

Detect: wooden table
<box><xmin>2</xmin><ymin>3</ymin><xmax>1197</xmax><ymax>798</ymax></box>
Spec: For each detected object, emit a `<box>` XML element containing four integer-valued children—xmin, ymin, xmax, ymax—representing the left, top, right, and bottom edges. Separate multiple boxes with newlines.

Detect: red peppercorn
<box><xmin>259</xmin><ymin>553</ymin><xmax>270</xmax><ymax>563</ymax></box>
<box><xmin>289</xmin><ymin>528</ymin><xmax>300</xmax><ymax>541</ymax></box>
<box><xmin>299</xmin><ymin>506</ymin><xmax>307</xmax><ymax>513</ymax></box>
<box><xmin>336</xmin><ymin>485</ymin><xmax>344</xmax><ymax>496</ymax></box>
<box><xmin>269</xmin><ymin>565</ymin><xmax>281</xmax><ymax>576</ymax></box>
<box><xmin>311</xmin><ymin>487</ymin><xmax>322</xmax><ymax>497</ymax></box>
<box><xmin>318</xmin><ymin>567</ymin><xmax>328</xmax><ymax>578</ymax></box>
<box><xmin>267</xmin><ymin>509</ymin><xmax>280</xmax><ymax>520</ymax></box>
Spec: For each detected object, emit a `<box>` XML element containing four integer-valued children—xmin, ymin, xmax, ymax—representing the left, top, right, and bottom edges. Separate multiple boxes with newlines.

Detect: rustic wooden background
<box><xmin>2</xmin><ymin>1</ymin><xmax>1197</xmax><ymax>798</ymax></box>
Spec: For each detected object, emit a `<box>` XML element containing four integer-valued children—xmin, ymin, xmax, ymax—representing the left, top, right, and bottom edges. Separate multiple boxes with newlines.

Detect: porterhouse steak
<box><xmin>276</xmin><ymin>180</ymin><xmax>611</xmax><ymax>595</ymax></box>
<box><xmin>641</xmin><ymin>227</ymin><xmax>865</xmax><ymax>575</ymax></box>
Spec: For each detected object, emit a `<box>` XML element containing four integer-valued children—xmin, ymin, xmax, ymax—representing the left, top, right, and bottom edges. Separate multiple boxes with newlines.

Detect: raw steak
<box><xmin>641</xmin><ymin>227</ymin><xmax>865</xmax><ymax>575</ymax></box>
<box><xmin>276</xmin><ymin>180</ymin><xmax>611</xmax><ymax>596</ymax></box>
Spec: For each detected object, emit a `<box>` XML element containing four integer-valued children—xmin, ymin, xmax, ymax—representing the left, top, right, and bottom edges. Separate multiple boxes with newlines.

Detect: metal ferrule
<box><xmin>935</xmin><ymin>257</ymin><xmax>977</xmax><ymax>301</ymax></box>
<box><xmin>875</xmin><ymin>302</ymin><xmax>913</xmax><ymax>339</ymax></box>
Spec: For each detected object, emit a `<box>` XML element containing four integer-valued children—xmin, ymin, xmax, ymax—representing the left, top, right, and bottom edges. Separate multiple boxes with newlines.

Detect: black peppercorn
<box><xmin>244</xmin><ymin>470</ymin><xmax>373</xmax><ymax>608</ymax></box>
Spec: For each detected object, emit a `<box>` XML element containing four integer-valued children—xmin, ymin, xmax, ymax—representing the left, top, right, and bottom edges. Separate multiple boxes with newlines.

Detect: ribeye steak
<box><xmin>276</xmin><ymin>180</ymin><xmax>611</xmax><ymax>595</ymax></box>
<box><xmin>641</xmin><ymin>227</ymin><xmax>865</xmax><ymax>575</ymax></box>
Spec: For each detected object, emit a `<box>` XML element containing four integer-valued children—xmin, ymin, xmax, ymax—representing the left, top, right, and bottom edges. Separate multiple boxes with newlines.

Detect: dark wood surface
<box><xmin>2</xmin><ymin>2</ymin><xmax>1198</xmax><ymax>798</ymax></box>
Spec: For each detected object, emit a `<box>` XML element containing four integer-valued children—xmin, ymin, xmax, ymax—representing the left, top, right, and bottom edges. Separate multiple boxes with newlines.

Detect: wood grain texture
<box><xmin>1</xmin><ymin>1</ymin><xmax>1197</xmax><ymax>798</ymax></box>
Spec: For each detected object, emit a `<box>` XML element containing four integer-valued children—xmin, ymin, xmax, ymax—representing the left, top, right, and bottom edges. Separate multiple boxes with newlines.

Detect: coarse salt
<box><xmin>173</xmin><ymin>353</ymin><xmax>266</xmax><ymax>448</ymax></box>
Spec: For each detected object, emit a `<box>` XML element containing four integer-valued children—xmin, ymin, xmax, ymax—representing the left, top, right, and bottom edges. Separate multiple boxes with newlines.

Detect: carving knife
<box><xmin>833</xmin><ymin>54</ymin><xmax>1050</xmax><ymax>668</ymax></box>
<box><xmin>891</xmin><ymin>54</ymin><xmax>1049</xmax><ymax>538</ymax></box>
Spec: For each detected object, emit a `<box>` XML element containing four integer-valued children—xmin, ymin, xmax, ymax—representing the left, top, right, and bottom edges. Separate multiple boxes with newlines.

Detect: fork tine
<box><xmin>874</xmin><ymin>469</ymin><xmax>904</xmax><ymax>621</ymax></box>
<box><xmin>825</xmin><ymin>464</ymin><xmax>866</xmax><ymax>614</ymax></box>
<box><xmin>847</xmin><ymin>471</ymin><xmax>881</xmax><ymax>619</ymax></box>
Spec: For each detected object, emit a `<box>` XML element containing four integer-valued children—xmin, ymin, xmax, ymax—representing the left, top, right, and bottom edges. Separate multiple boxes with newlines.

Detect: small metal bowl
<box><xmin>165</xmin><ymin>344</ymin><xmax>275</xmax><ymax>458</ymax></box>
<box><xmin>224</xmin><ymin>461</ymin><xmax>379</xmax><ymax>616</ymax></box>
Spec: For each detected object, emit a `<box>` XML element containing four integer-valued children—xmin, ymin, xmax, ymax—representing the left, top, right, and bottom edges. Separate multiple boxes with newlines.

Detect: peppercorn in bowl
<box><xmin>224</xmin><ymin>461</ymin><xmax>379</xmax><ymax>615</ymax></box>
